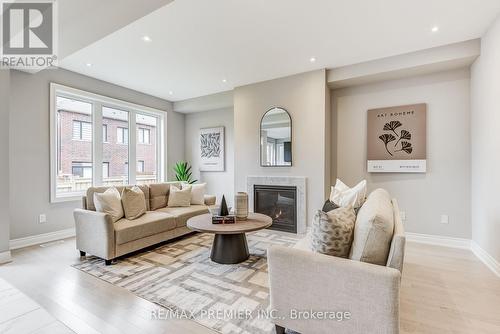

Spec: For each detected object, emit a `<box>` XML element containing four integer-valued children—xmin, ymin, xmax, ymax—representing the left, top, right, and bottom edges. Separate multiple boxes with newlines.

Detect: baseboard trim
<box><xmin>405</xmin><ymin>232</ymin><xmax>471</xmax><ymax>249</ymax></box>
<box><xmin>0</xmin><ymin>251</ymin><xmax>12</xmax><ymax>264</ymax></box>
<box><xmin>10</xmin><ymin>228</ymin><xmax>76</xmax><ymax>250</ymax></box>
<box><xmin>471</xmin><ymin>241</ymin><xmax>500</xmax><ymax>278</ymax></box>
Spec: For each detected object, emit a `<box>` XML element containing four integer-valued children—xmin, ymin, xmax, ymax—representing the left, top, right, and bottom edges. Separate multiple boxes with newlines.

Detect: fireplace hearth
<box><xmin>254</xmin><ymin>185</ymin><xmax>297</xmax><ymax>233</ymax></box>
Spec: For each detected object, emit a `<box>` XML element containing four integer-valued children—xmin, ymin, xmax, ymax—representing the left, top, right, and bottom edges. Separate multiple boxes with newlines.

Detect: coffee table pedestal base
<box><xmin>210</xmin><ymin>233</ymin><xmax>249</xmax><ymax>264</ymax></box>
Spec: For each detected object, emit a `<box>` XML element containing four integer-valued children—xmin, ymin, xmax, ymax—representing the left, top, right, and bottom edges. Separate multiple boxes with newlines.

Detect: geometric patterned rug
<box><xmin>73</xmin><ymin>230</ymin><xmax>300</xmax><ymax>334</ymax></box>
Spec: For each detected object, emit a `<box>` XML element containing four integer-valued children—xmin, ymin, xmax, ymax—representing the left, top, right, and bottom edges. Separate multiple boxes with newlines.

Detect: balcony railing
<box><xmin>57</xmin><ymin>175</ymin><xmax>157</xmax><ymax>193</ymax></box>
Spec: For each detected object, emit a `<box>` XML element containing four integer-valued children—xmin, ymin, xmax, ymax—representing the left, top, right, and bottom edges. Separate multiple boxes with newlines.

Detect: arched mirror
<box><xmin>260</xmin><ymin>107</ymin><xmax>292</xmax><ymax>166</ymax></box>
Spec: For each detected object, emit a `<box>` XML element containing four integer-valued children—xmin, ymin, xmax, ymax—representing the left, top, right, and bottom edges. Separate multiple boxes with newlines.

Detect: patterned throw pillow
<box><xmin>311</xmin><ymin>207</ymin><xmax>356</xmax><ymax>258</ymax></box>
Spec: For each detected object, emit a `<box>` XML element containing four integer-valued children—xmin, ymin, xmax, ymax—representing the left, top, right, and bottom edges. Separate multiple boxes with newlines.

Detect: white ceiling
<box><xmin>60</xmin><ymin>0</ymin><xmax>500</xmax><ymax>102</ymax></box>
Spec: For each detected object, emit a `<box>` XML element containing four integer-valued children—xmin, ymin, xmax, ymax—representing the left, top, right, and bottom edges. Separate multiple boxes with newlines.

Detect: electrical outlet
<box><xmin>440</xmin><ymin>215</ymin><xmax>449</xmax><ymax>224</ymax></box>
<box><xmin>39</xmin><ymin>214</ymin><xmax>47</xmax><ymax>224</ymax></box>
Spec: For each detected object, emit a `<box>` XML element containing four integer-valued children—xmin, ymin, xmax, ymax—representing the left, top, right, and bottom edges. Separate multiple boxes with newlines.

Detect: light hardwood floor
<box><xmin>0</xmin><ymin>238</ymin><xmax>499</xmax><ymax>334</ymax></box>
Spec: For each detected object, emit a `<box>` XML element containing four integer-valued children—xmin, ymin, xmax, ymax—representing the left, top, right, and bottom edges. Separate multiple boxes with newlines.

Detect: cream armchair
<box><xmin>268</xmin><ymin>198</ymin><xmax>405</xmax><ymax>334</ymax></box>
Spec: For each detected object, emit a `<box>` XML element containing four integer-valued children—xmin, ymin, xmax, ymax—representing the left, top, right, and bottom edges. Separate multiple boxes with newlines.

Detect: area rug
<box><xmin>73</xmin><ymin>231</ymin><xmax>299</xmax><ymax>334</ymax></box>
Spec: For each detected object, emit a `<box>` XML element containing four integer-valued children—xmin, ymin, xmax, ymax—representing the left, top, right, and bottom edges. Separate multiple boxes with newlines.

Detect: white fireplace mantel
<box><xmin>246</xmin><ymin>176</ymin><xmax>307</xmax><ymax>234</ymax></box>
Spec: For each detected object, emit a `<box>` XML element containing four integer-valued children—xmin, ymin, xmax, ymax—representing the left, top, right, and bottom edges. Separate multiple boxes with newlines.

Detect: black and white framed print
<box><xmin>200</xmin><ymin>126</ymin><xmax>225</xmax><ymax>171</ymax></box>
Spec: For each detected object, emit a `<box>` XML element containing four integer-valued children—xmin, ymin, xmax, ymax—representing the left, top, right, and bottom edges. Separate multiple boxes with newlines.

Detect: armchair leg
<box><xmin>79</xmin><ymin>251</ymin><xmax>86</xmax><ymax>256</ymax></box>
<box><xmin>275</xmin><ymin>324</ymin><xmax>286</xmax><ymax>334</ymax></box>
<box><xmin>105</xmin><ymin>259</ymin><xmax>112</xmax><ymax>266</ymax></box>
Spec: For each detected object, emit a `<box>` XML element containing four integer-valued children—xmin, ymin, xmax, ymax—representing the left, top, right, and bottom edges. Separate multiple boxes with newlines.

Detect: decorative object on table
<box><xmin>260</xmin><ymin>107</ymin><xmax>292</xmax><ymax>167</ymax></box>
<box><xmin>235</xmin><ymin>192</ymin><xmax>249</xmax><ymax>220</ymax></box>
<box><xmin>220</xmin><ymin>195</ymin><xmax>229</xmax><ymax>216</ymax></box>
<box><xmin>367</xmin><ymin>103</ymin><xmax>427</xmax><ymax>173</ymax></box>
<box><xmin>200</xmin><ymin>126</ymin><xmax>225</xmax><ymax>171</ymax></box>
<box><xmin>173</xmin><ymin>161</ymin><xmax>197</xmax><ymax>184</ymax></box>
<box><xmin>211</xmin><ymin>215</ymin><xmax>236</xmax><ymax>224</ymax></box>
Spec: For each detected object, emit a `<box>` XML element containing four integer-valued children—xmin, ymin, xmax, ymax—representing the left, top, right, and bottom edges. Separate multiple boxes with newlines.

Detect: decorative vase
<box><xmin>235</xmin><ymin>192</ymin><xmax>248</xmax><ymax>220</ymax></box>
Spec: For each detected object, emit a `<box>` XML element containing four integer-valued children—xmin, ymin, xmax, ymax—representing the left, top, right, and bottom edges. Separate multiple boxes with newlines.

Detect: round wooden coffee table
<box><xmin>187</xmin><ymin>213</ymin><xmax>272</xmax><ymax>264</ymax></box>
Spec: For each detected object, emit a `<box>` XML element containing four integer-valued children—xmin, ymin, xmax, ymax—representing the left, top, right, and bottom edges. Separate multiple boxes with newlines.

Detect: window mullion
<box><xmin>129</xmin><ymin>110</ymin><xmax>137</xmax><ymax>185</ymax></box>
<box><xmin>93</xmin><ymin>102</ymin><xmax>103</xmax><ymax>186</ymax></box>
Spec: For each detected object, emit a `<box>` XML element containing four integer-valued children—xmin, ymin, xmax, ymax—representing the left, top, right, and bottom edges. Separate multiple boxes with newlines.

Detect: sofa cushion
<box><xmin>329</xmin><ymin>179</ymin><xmax>367</xmax><ymax>209</ymax></box>
<box><xmin>158</xmin><ymin>205</ymin><xmax>210</xmax><ymax>227</ymax></box>
<box><xmin>311</xmin><ymin>207</ymin><xmax>356</xmax><ymax>258</ymax></box>
<box><xmin>121</xmin><ymin>186</ymin><xmax>147</xmax><ymax>220</ymax></box>
<box><xmin>182</xmin><ymin>183</ymin><xmax>206</xmax><ymax>205</ymax></box>
<box><xmin>87</xmin><ymin>185</ymin><xmax>150</xmax><ymax>211</ymax></box>
<box><xmin>167</xmin><ymin>185</ymin><xmax>192</xmax><ymax>207</ymax></box>
<box><xmin>93</xmin><ymin>187</ymin><xmax>124</xmax><ymax>223</ymax></box>
<box><xmin>149</xmin><ymin>183</ymin><xmax>170</xmax><ymax>210</ymax></box>
<box><xmin>114</xmin><ymin>211</ymin><xmax>176</xmax><ymax>245</ymax></box>
<box><xmin>349</xmin><ymin>188</ymin><xmax>394</xmax><ymax>266</ymax></box>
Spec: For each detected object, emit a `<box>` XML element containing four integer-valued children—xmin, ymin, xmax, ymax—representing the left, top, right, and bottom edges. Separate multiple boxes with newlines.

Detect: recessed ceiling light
<box><xmin>431</xmin><ymin>26</ymin><xmax>439</xmax><ymax>33</ymax></box>
<box><xmin>169</xmin><ymin>91</ymin><xmax>173</xmax><ymax>95</ymax></box>
<box><xmin>142</xmin><ymin>35</ymin><xmax>152</xmax><ymax>42</ymax></box>
<box><xmin>85</xmin><ymin>63</ymin><xmax>92</xmax><ymax>67</ymax></box>
<box><xmin>222</xmin><ymin>78</ymin><xmax>227</xmax><ymax>83</ymax></box>
<box><xmin>310</xmin><ymin>57</ymin><xmax>316</xmax><ymax>63</ymax></box>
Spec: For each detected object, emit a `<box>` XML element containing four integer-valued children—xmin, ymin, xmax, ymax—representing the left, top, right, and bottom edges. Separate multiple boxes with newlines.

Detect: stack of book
<box><xmin>212</xmin><ymin>215</ymin><xmax>236</xmax><ymax>224</ymax></box>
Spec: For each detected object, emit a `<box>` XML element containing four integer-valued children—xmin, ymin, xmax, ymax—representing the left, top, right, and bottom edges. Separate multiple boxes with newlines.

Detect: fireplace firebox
<box><xmin>254</xmin><ymin>185</ymin><xmax>297</xmax><ymax>233</ymax></box>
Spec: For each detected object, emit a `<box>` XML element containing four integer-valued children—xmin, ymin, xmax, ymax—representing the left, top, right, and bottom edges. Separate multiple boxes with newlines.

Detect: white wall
<box><xmin>9</xmin><ymin>68</ymin><xmax>182</xmax><ymax>239</ymax></box>
<box><xmin>0</xmin><ymin>70</ymin><xmax>10</xmax><ymax>258</ymax></box>
<box><xmin>471</xmin><ymin>16</ymin><xmax>500</xmax><ymax>262</ymax></box>
<box><xmin>333</xmin><ymin>68</ymin><xmax>471</xmax><ymax>238</ymax></box>
<box><xmin>234</xmin><ymin>70</ymin><xmax>330</xmax><ymax>224</ymax></box>
<box><xmin>184</xmin><ymin>108</ymin><xmax>234</xmax><ymax>206</ymax></box>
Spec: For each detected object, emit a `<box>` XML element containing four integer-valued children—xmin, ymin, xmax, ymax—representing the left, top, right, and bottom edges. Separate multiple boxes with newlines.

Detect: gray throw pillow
<box><xmin>311</xmin><ymin>207</ymin><xmax>356</xmax><ymax>258</ymax></box>
<box><xmin>322</xmin><ymin>200</ymin><xmax>339</xmax><ymax>212</ymax></box>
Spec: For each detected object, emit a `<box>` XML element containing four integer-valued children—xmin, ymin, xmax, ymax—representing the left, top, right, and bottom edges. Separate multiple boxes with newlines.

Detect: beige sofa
<box><xmin>268</xmin><ymin>190</ymin><xmax>406</xmax><ymax>334</ymax></box>
<box><xmin>74</xmin><ymin>182</ymin><xmax>216</xmax><ymax>265</ymax></box>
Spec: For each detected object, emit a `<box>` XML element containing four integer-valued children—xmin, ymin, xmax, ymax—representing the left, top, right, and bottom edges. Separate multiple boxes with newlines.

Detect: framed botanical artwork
<box><xmin>367</xmin><ymin>103</ymin><xmax>427</xmax><ymax>173</ymax></box>
<box><xmin>200</xmin><ymin>126</ymin><xmax>225</xmax><ymax>172</ymax></box>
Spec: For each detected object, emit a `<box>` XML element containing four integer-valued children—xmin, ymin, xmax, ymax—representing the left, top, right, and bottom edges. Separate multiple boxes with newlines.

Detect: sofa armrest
<box><xmin>204</xmin><ymin>194</ymin><xmax>216</xmax><ymax>206</ymax></box>
<box><xmin>74</xmin><ymin>209</ymin><xmax>115</xmax><ymax>260</ymax></box>
<box><xmin>268</xmin><ymin>246</ymin><xmax>401</xmax><ymax>334</ymax></box>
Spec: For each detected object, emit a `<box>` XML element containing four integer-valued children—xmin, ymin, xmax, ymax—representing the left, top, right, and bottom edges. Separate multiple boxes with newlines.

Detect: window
<box><xmin>137</xmin><ymin>160</ymin><xmax>145</xmax><ymax>173</ymax></box>
<box><xmin>73</xmin><ymin>120</ymin><xmax>92</xmax><ymax>141</ymax></box>
<box><xmin>102</xmin><ymin>162</ymin><xmax>109</xmax><ymax>178</ymax></box>
<box><xmin>138</xmin><ymin>128</ymin><xmax>150</xmax><ymax>144</ymax></box>
<box><xmin>72</xmin><ymin>162</ymin><xmax>92</xmax><ymax>178</ymax></box>
<box><xmin>136</xmin><ymin>114</ymin><xmax>158</xmax><ymax>185</ymax></box>
<box><xmin>117</xmin><ymin>127</ymin><xmax>129</xmax><ymax>144</ymax></box>
<box><xmin>102</xmin><ymin>124</ymin><xmax>108</xmax><ymax>142</ymax></box>
<box><xmin>51</xmin><ymin>84</ymin><xmax>165</xmax><ymax>202</ymax></box>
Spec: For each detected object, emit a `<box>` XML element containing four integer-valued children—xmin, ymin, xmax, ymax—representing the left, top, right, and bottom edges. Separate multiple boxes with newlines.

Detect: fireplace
<box><xmin>254</xmin><ymin>185</ymin><xmax>297</xmax><ymax>233</ymax></box>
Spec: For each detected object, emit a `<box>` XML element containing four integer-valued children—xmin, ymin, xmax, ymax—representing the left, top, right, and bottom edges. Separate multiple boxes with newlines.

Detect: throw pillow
<box><xmin>121</xmin><ymin>186</ymin><xmax>147</xmax><ymax>220</ymax></box>
<box><xmin>182</xmin><ymin>183</ymin><xmax>206</xmax><ymax>205</ymax></box>
<box><xmin>93</xmin><ymin>187</ymin><xmax>124</xmax><ymax>223</ymax></box>
<box><xmin>322</xmin><ymin>200</ymin><xmax>339</xmax><ymax>213</ymax></box>
<box><xmin>310</xmin><ymin>207</ymin><xmax>356</xmax><ymax>258</ymax></box>
<box><xmin>168</xmin><ymin>185</ymin><xmax>192</xmax><ymax>207</ymax></box>
<box><xmin>329</xmin><ymin>179</ymin><xmax>367</xmax><ymax>209</ymax></box>
<box><xmin>349</xmin><ymin>188</ymin><xmax>394</xmax><ymax>265</ymax></box>
<box><xmin>149</xmin><ymin>183</ymin><xmax>170</xmax><ymax>210</ymax></box>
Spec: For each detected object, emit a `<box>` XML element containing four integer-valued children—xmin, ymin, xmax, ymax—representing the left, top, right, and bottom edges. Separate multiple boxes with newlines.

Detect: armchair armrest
<box><xmin>268</xmin><ymin>246</ymin><xmax>401</xmax><ymax>334</ymax></box>
<box><xmin>204</xmin><ymin>194</ymin><xmax>216</xmax><ymax>206</ymax></box>
<box><xmin>74</xmin><ymin>209</ymin><xmax>115</xmax><ymax>260</ymax></box>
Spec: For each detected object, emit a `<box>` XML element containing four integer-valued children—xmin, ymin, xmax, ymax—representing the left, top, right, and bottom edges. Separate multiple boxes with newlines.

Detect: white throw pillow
<box><xmin>168</xmin><ymin>185</ymin><xmax>192</xmax><ymax>207</ymax></box>
<box><xmin>182</xmin><ymin>183</ymin><xmax>206</xmax><ymax>205</ymax></box>
<box><xmin>329</xmin><ymin>179</ymin><xmax>367</xmax><ymax>209</ymax></box>
<box><xmin>93</xmin><ymin>187</ymin><xmax>124</xmax><ymax>222</ymax></box>
<box><xmin>121</xmin><ymin>186</ymin><xmax>147</xmax><ymax>220</ymax></box>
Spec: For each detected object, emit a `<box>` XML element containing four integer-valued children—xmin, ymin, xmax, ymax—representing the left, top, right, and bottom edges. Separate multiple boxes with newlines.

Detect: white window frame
<box><xmin>50</xmin><ymin>83</ymin><xmax>166</xmax><ymax>203</ymax></box>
